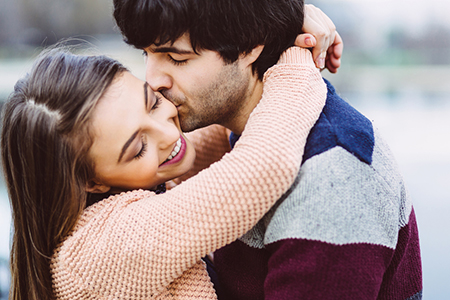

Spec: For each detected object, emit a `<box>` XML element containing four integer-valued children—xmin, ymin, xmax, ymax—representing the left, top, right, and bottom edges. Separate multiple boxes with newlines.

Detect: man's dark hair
<box><xmin>113</xmin><ymin>0</ymin><xmax>304</xmax><ymax>80</ymax></box>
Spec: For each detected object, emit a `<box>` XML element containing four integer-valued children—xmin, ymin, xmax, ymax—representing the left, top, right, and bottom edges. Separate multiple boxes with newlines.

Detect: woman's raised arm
<box><xmin>51</xmin><ymin>48</ymin><xmax>327</xmax><ymax>298</ymax></box>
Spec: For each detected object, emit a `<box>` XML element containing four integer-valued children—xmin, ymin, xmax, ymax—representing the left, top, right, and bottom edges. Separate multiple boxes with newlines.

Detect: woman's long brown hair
<box><xmin>1</xmin><ymin>48</ymin><xmax>126</xmax><ymax>299</ymax></box>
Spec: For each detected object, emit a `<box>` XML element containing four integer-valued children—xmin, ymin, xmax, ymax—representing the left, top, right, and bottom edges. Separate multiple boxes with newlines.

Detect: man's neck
<box><xmin>225</xmin><ymin>78</ymin><xmax>264</xmax><ymax>135</ymax></box>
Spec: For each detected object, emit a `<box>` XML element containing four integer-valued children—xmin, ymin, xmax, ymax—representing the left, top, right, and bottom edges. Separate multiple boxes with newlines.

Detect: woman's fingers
<box><xmin>301</xmin><ymin>4</ymin><xmax>343</xmax><ymax>72</ymax></box>
<box><xmin>325</xmin><ymin>31</ymin><xmax>344</xmax><ymax>73</ymax></box>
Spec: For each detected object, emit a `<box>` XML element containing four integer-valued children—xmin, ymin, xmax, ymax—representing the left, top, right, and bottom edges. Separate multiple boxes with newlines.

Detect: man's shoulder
<box><xmin>302</xmin><ymin>79</ymin><xmax>375</xmax><ymax>166</ymax></box>
<box><xmin>240</xmin><ymin>80</ymin><xmax>409</xmax><ymax>249</ymax></box>
<box><xmin>261</xmin><ymin>81</ymin><xmax>410</xmax><ymax>248</ymax></box>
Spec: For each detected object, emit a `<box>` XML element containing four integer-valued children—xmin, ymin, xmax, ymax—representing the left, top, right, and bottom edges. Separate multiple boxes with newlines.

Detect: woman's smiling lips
<box><xmin>159</xmin><ymin>135</ymin><xmax>187</xmax><ymax>167</ymax></box>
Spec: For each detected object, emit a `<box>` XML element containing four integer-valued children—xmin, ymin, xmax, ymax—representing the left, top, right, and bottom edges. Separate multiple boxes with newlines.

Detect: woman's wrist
<box><xmin>277</xmin><ymin>47</ymin><xmax>315</xmax><ymax>66</ymax></box>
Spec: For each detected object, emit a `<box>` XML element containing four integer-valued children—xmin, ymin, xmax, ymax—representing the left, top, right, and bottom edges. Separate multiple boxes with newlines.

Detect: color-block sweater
<box><xmin>213</xmin><ymin>80</ymin><xmax>423</xmax><ymax>300</ymax></box>
<box><xmin>50</xmin><ymin>48</ymin><xmax>327</xmax><ymax>299</ymax></box>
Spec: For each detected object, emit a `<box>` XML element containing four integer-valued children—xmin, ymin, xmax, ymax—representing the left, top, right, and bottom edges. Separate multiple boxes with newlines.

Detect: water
<box><xmin>341</xmin><ymin>88</ymin><xmax>450</xmax><ymax>299</ymax></box>
<box><xmin>0</xmin><ymin>259</ymin><xmax>8</xmax><ymax>300</ymax></box>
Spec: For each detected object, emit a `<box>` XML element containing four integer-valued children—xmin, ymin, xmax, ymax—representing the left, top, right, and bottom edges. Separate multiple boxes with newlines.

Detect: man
<box><xmin>113</xmin><ymin>0</ymin><xmax>422</xmax><ymax>299</ymax></box>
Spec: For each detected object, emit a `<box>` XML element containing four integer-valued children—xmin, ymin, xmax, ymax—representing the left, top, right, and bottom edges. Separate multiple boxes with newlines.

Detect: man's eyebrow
<box><xmin>118</xmin><ymin>130</ymin><xmax>139</xmax><ymax>163</ymax></box>
<box><xmin>151</xmin><ymin>46</ymin><xmax>195</xmax><ymax>55</ymax></box>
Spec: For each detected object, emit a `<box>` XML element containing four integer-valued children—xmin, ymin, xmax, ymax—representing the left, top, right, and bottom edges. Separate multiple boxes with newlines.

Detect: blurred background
<box><xmin>0</xmin><ymin>0</ymin><xmax>449</xmax><ymax>298</ymax></box>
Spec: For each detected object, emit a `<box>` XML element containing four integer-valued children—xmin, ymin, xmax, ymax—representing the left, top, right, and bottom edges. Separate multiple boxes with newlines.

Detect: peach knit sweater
<box><xmin>50</xmin><ymin>48</ymin><xmax>327</xmax><ymax>299</ymax></box>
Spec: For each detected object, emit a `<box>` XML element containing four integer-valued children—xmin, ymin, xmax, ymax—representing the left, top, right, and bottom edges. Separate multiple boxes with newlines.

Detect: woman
<box><xmin>1</xmin><ymin>46</ymin><xmax>326</xmax><ymax>299</ymax></box>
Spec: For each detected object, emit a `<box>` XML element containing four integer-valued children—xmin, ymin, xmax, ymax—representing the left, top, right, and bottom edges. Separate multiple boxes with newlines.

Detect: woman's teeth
<box><xmin>164</xmin><ymin>138</ymin><xmax>182</xmax><ymax>163</ymax></box>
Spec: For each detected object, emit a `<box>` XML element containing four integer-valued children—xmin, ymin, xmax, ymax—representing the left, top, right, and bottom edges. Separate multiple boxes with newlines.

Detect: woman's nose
<box><xmin>148</xmin><ymin>99</ymin><xmax>180</xmax><ymax>147</ymax></box>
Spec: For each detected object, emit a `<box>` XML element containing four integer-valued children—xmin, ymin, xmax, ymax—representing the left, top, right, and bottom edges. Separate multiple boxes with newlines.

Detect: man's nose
<box><xmin>145</xmin><ymin>57</ymin><xmax>172</xmax><ymax>91</ymax></box>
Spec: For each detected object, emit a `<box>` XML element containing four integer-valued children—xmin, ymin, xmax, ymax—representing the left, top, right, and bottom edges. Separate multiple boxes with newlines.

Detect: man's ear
<box><xmin>240</xmin><ymin>45</ymin><xmax>265</xmax><ymax>67</ymax></box>
<box><xmin>86</xmin><ymin>180</ymin><xmax>111</xmax><ymax>194</ymax></box>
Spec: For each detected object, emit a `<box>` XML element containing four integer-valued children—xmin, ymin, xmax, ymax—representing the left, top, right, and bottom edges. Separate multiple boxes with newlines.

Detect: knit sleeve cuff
<box><xmin>276</xmin><ymin>47</ymin><xmax>315</xmax><ymax>67</ymax></box>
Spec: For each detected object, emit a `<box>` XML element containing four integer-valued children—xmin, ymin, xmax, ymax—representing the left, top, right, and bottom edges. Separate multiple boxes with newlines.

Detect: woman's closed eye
<box><xmin>151</xmin><ymin>94</ymin><xmax>163</xmax><ymax>111</ymax></box>
<box><xmin>135</xmin><ymin>136</ymin><xmax>148</xmax><ymax>160</ymax></box>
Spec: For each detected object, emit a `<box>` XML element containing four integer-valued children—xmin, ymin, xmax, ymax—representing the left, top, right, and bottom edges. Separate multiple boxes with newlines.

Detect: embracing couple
<box><xmin>2</xmin><ymin>0</ymin><xmax>422</xmax><ymax>299</ymax></box>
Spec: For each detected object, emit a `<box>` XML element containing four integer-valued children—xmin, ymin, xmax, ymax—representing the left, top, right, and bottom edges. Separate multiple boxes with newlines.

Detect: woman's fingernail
<box><xmin>305</xmin><ymin>37</ymin><xmax>312</xmax><ymax>47</ymax></box>
<box><xmin>318</xmin><ymin>53</ymin><xmax>326</xmax><ymax>69</ymax></box>
<box><xmin>316</xmin><ymin>58</ymin><xmax>324</xmax><ymax>69</ymax></box>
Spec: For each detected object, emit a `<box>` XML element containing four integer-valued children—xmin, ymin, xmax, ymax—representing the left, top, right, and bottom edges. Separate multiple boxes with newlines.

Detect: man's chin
<box><xmin>180</xmin><ymin>120</ymin><xmax>200</xmax><ymax>133</ymax></box>
<box><xmin>181</xmin><ymin>117</ymin><xmax>218</xmax><ymax>133</ymax></box>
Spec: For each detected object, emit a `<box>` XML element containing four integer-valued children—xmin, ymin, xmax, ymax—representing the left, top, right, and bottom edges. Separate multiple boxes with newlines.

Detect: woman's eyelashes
<box><xmin>151</xmin><ymin>94</ymin><xmax>162</xmax><ymax>111</ymax></box>
<box><xmin>134</xmin><ymin>137</ymin><xmax>148</xmax><ymax>160</ymax></box>
<box><xmin>134</xmin><ymin>93</ymin><xmax>161</xmax><ymax>160</ymax></box>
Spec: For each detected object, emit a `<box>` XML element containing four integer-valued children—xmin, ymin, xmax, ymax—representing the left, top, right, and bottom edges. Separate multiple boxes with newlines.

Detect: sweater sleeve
<box><xmin>52</xmin><ymin>48</ymin><xmax>327</xmax><ymax>298</ymax></box>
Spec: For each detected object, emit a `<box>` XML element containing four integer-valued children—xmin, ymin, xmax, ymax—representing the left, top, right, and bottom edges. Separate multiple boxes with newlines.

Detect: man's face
<box><xmin>143</xmin><ymin>34</ymin><xmax>251</xmax><ymax>132</ymax></box>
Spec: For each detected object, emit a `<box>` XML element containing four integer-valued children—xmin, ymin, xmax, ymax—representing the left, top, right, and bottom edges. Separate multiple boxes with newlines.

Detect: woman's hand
<box><xmin>295</xmin><ymin>4</ymin><xmax>344</xmax><ymax>73</ymax></box>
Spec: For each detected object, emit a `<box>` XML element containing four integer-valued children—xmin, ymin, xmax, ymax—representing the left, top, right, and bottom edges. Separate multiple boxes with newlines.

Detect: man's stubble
<box><xmin>162</xmin><ymin>60</ymin><xmax>250</xmax><ymax>132</ymax></box>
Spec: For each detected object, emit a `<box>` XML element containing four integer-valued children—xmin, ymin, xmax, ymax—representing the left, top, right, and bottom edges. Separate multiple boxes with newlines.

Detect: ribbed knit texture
<box><xmin>50</xmin><ymin>48</ymin><xmax>327</xmax><ymax>299</ymax></box>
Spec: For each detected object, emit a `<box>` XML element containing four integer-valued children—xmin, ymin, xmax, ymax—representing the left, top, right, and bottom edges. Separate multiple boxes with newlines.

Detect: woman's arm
<box><xmin>53</xmin><ymin>48</ymin><xmax>327</xmax><ymax>297</ymax></box>
<box><xmin>171</xmin><ymin>124</ymin><xmax>231</xmax><ymax>185</ymax></box>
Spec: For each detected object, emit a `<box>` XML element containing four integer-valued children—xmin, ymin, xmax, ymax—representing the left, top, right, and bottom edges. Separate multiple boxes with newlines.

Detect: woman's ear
<box><xmin>86</xmin><ymin>180</ymin><xmax>111</xmax><ymax>194</ymax></box>
<box><xmin>240</xmin><ymin>45</ymin><xmax>265</xmax><ymax>67</ymax></box>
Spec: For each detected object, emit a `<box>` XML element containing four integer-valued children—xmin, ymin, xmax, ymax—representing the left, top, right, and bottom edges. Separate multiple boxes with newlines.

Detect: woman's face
<box><xmin>87</xmin><ymin>71</ymin><xmax>196</xmax><ymax>193</ymax></box>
